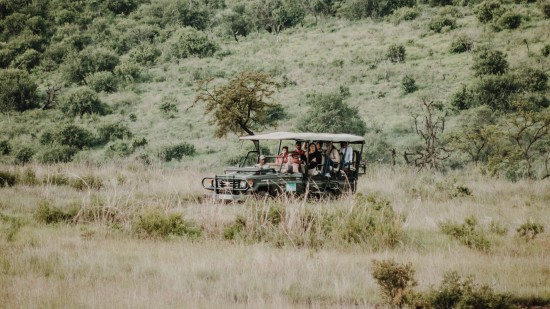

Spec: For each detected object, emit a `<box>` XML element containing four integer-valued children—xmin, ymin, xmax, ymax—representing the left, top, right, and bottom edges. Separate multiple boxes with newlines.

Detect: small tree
<box><xmin>0</xmin><ymin>69</ymin><xmax>38</xmax><ymax>112</ymax></box>
<box><xmin>59</xmin><ymin>86</ymin><xmax>106</xmax><ymax>117</ymax></box>
<box><xmin>296</xmin><ymin>91</ymin><xmax>367</xmax><ymax>136</ymax></box>
<box><xmin>193</xmin><ymin>71</ymin><xmax>283</xmax><ymax>137</ymax></box>
<box><xmin>250</xmin><ymin>0</ymin><xmax>305</xmax><ymax>41</ymax></box>
<box><xmin>472</xmin><ymin>48</ymin><xmax>508</xmax><ymax>76</ymax></box>
<box><xmin>404</xmin><ymin>99</ymin><xmax>451</xmax><ymax>170</ymax></box>
<box><xmin>371</xmin><ymin>259</ymin><xmax>417</xmax><ymax>308</ymax></box>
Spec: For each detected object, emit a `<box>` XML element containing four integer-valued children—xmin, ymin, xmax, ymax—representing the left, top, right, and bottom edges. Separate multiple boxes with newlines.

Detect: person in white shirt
<box><xmin>340</xmin><ymin>142</ymin><xmax>353</xmax><ymax>168</ymax></box>
<box><xmin>256</xmin><ymin>155</ymin><xmax>269</xmax><ymax>169</ymax></box>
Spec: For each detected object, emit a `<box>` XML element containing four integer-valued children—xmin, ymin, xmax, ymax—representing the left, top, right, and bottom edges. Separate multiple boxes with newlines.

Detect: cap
<box><xmin>259</xmin><ymin>155</ymin><xmax>266</xmax><ymax>160</ymax></box>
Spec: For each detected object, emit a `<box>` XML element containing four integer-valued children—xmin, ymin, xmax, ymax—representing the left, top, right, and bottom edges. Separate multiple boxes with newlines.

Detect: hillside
<box><xmin>0</xmin><ymin>0</ymin><xmax>550</xmax><ymax>176</ymax></box>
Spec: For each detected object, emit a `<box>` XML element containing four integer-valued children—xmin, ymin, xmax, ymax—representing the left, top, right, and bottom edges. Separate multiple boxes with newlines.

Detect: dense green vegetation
<box><xmin>0</xmin><ymin>0</ymin><xmax>549</xmax><ymax>180</ymax></box>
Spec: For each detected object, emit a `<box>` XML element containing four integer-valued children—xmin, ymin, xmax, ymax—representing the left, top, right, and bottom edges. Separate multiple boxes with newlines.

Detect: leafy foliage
<box><xmin>496</xmin><ymin>11</ymin><xmax>522</xmax><ymax>30</ymax></box>
<box><xmin>371</xmin><ymin>259</ymin><xmax>417</xmax><ymax>308</ymax></box>
<box><xmin>160</xmin><ymin>143</ymin><xmax>196</xmax><ymax>161</ymax></box>
<box><xmin>516</xmin><ymin>221</ymin><xmax>544</xmax><ymax>241</ymax></box>
<box><xmin>472</xmin><ymin>48</ymin><xmax>508</xmax><ymax>76</ymax></box>
<box><xmin>475</xmin><ymin>0</ymin><xmax>504</xmax><ymax>23</ymax></box>
<box><xmin>401</xmin><ymin>75</ymin><xmax>418</xmax><ymax>94</ymax></box>
<box><xmin>37</xmin><ymin>145</ymin><xmax>78</xmax><ymax>163</ymax></box>
<box><xmin>386</xmin><ymin>43</ymin><xmax>406</xmax><ymax>63</ymax></box>
<box><xmin>133</xmin><ymin>211</ymin><xmax>201</xmax><ymax>239</ymax></box>
<box><xmin>59</xmin><ymin>86</ymin><xmax>106</xmax><ymax>116</ymax></box>
<box><xmin>164</xmin><ymin>27</ymin><xmax>218</xmax><ymax>61</ymax></box>
<box><xmin>194</xmin><ymin>71</ymin><xmax>283</xmax><ymax>137</ymax></box>
<box><xmin>249</xmin><ymin>0</ymin><xmax>305</xmax><ymax>36</ymax></box>
<box><xmin>449</xmin><ymin>34</ymin><xmax>473</xmax><ymax>53</ymax></box>
<box><xmin>428</xmin><ymin>16</ymin><xmax>457</xmax><ymax>33</ymax></box>
<box><xmin>440</xmin><ymin>216</ymin><xmax>491</xmax><ymax>251</ymax></box>
<box><xmin>0</xmin><ymin>170</ymin><xmax>17</xmax><ymax>187</ymax></box>
<box><xmin>296</xmin><ymin>90</ymin><xmax>367</xmax><ymax>136</ymax></box>
<box><xmin>0</xmin><ymin>69</ymin><xmax>38</xmax><ymax>112</ymax></box>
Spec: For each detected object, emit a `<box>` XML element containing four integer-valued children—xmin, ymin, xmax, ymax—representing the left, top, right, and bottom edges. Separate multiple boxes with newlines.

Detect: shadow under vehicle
<box><xmin>202</xmin><ymin>132</ymin><xmax>365</xmax><ymax>201</ymax></box>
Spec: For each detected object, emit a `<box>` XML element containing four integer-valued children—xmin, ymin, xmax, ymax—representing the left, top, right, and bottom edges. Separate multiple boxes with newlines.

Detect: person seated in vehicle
<box><xmin>286</xmin><ymin>152</ymin><xmax>302</xmax><ymax>173</ymax></box>
<box><xmin>316</xmin><ymin>141</ymin><xmax>324</xmax><ymax>155</ymax></box>
<box><xmin>293</xmin><ymin>141</ymin><xmax>305</xmax><ymax>157</ymax></box>
<box><xmin>340</xmin><ymin>142</ymin><xmax>354</xmax><ymax>168</ymax></box>
<box><xmin>276</xmin><ymin>146</ymin><xmax>289</xmax><ymax>165</ymax></box>
<box><xmin>255</xmin><ymin>155</ymin><xmax>269</xmax><ymax>169</ymax></box>
<box><xmin>306</xmin><ymin>143</ymin><xmax>322</xmax><ymax>174</ymax></box>
<box><xmin>325</xmin><ymin>141</ymin><xmax>340</xmax><ymax>172</ymax></box>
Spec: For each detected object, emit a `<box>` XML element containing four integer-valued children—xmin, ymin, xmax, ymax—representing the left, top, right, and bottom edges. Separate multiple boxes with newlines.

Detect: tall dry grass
<box><xmin>1</xmin><ymin>163</ymin><xmax>549</xmax><ymax>307</ymax></box>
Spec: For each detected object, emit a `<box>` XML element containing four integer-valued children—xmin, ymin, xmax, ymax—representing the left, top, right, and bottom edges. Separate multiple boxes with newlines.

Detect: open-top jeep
<box><xmin>202</xmin><ymin>132</ymin><xmax>365</xmax><ymax>201</ymax></box>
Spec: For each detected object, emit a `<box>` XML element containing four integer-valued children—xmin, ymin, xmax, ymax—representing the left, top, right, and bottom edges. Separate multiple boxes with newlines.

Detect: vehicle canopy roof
<box><xmin>239</xmin><ymin>132</ymin><xmax>365</xmax><ymax>143</ymax></box>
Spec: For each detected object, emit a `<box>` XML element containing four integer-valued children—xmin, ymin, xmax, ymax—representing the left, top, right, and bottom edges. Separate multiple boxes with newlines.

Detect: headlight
<box><xmin>239</xmin><ymin>180</ymin><xmax>247</xmax><ymax>188</ymax></box>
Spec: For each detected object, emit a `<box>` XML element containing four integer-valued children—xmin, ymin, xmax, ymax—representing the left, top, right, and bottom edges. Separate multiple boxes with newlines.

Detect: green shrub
<box><xmin>14</xmin><ymin>147</ymin><xmax>35</xmax><ymax>165</ymax></box>
<box><xmin>440</xmin><ymin>216</ymin><xmax>491</xmax><ymax>251</ymax></box>
<box><xmin>11</xmin><ymin>48</ymin><xmax>41</xmax><ymax>70</ymax></box>
<box><xmin>160</xmin><ymin>143</ymin><xmax>196</xmax><ymax>161</ymax></box>
<box><xmin>63</xmin><ymin>47</ymin><xmax>120</xmax><ymax>83</ymax></box>
<box><xmin>59</xmin><ymin>86</ymin><xmax>106</xmax><ymax>116</ymax></box>
<box><xmin>449</xmin><ymin>34</ymin><xmax>473</xmax><ymax>53</ymax></box>
<box><xmin>37</xmin><ymin>145</ymin><xmax>78</xmax><ymax>163</ymax></box>
<box><xmin>114</xmin><ymin>59</ymin><xmax>142</xmax><ymax>83</ymax></box>
<box><xmin>475</xmin><ymin>0</ymin><xmax>504</xmax><ymax>23</ymax></box>
<box><xmin>84</xmin><ymin>71</ymin><xmax>118</xmax><ymax>93</ymax></box>
<box><xmin>106</xmin><ymin>141</ymin><xmax>134</xmax><ymax>157</ymax></box>
<box><xmin>129</xmin><ymin>43</ymin><xmax>161</xmax><ymax>65</ymax></box>
<box><xmin>0</xmin><ymin>140</ymin><xmax>11</xmax><ymax>155</ymax></box>
<box><xmin>371</xmin><ymin>259</ymin><xmax>417</xmax><ymax>308</ymax></box>
<box><xmin>69</xmin><ymin>174</ymin><xmax>103</xmax><ymax>191</ymax></box>
<box><xmin>542</xmin><ymin>44</ymin><xmax>550</xmax><ymax>57</ymax></box>
<box><xmin>402</xmin><ymin>75</ymin><xmax>418</xmax><ymax>94</ymax></box>
<box><xmin>35</xmin><ymin>201</ymin><xmax>78</xmax><ymax>224</ymax></box>
<box><xmin>496</xmin><ymin>11</ymin><xmax>522</xmax><ymax>30</ymax></box>
<box><xmin>97</xmin><ymin>122</ymin><xmax>133</xmax><ymax>144</ymax></box>
<box><xmin>449</xmin><ymin>85</ymin><xmax>476</xmax><ymax>110</ymax></box>
<box><xmin>223</xmin><ymin>216</ymin><xmax>247</xmax><ymax>240</ymax></box>
<box><xmin>473</xmin><ymin>74</ymin><xmax>519</xmax><ymax>111</ymax></box>
<box><xmin>516</xmin><ymin>221</ymin><xmax>544</xmax><ymax>241</ymax></box>
<box><xmin>53</xmin><ymin>124</ymin><xmax>96</xmax><ymax>149</ymax></box>
<box><xmin>132</xmin><ymin>137</ymin><xmax>148</xmax><ymax>148</ymax></box>
<box><xmin>514</xmin><ymin>67</ymin><xmax>548</xmax><ymax>92</ymax></box>
<box><xmin>133</xmin><ymin>211</ymin><xmax>202</xmax><ymax>239</ymax></box>
<box><xmin>428</xmin><ymin>16</ymin><xmax>457</xmax><ymax>33</ymax></box>
<box><xmin>472</xmin><ymin>48</ymin><xmax>508</xmax><ymax>76</ymax></box>
<box><xmin>386</xmin><ymin>43</ymin><xmax>406</xmax><ymax>63</ymax></box>
<box><xmin>0</xmin><ymin>69</ymin><xmax>38</xmax><ymax>112</ymax></box>
<box><xmin>159</xmin><ymin>96</ymin><xmax>179</xmax><ymax>118</ymax></box>
<box><xmin>489</xmin><ymin>220</ymin><xmax>508</xmax><ymax>236</ymax></box>
<box><xmin>0</xmin><ymin>170</ymin><xmax>17</xmax><ymax>187</ymax></box>
<box><xmin>393</xmin><ymin>7</ymin><xmax>419</xmax><ymax>22</ymax></box>
<box><xmin>541</xmin><ymin>1</ymin><xmax>550</xmax><ymax>18</ymax></box>
<box><xmin>164</xmin><ymin>27</ymin><xmax>219</xmax><ymax>61</ymax></box>
<box><xmin>104</xmin><ymin>0</ymin><xmax>140</xmax><ymax>15</ymax></box>
<box><xmin>426</xmin><ymin>272</ymin><xmax>513</xmax><ymax>309</ymax></box>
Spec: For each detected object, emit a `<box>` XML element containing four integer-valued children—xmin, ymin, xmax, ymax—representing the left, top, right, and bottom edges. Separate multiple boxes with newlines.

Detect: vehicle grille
<box><xmin>216</xmin><ymin>178</ymin><xmax>239</xmax><ymax>189</ymax></box>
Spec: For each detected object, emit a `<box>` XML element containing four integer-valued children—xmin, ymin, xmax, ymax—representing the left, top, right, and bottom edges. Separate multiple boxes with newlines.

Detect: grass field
<box><xmin>1</xmin><ymin>164</ymin><xmax>549</xmax><ymax>307</ymax></box>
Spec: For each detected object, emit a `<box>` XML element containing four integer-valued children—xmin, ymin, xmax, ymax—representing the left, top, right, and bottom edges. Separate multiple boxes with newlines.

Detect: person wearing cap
<box><xmin>256</xmin><ymin>155</ymin><xmax>269</xmax><ymax>169</ymax></box>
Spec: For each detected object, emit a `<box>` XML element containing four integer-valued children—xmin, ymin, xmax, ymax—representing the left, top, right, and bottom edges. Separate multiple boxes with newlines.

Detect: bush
<box><xmin>63</xmin><ymin>47</ymin><xmax>120</xmax><ymax>83</ymax></box>
<box><xmin>472</xmin><ymin>48</ymin><xmax>508</xmax><ymax>76</ymax></box>
<box><xmin>14</xmin><ymin>147</ymin><xmax>35</xmax><ymax>165</ymax></box>
<box><xmin>440</xmin><ymin>216</ymin><xmax>491</xmax><ymax>251</ymax></box>
<box><xmin>516</xmin><ymin>221</ymin><xmax>544</xmax><ymax>241</ymax></box>
<box><xmin>69</xmin><ymin>174</ymin><xmax>103</xmax><ymax>191</ymax></box>
<box><xmin>11</xmin><ymin>48</ymin><xmax>41</xmax><ymax>70</ymax></box>
<box><xmin>37</xmin><ymin>145</ymin><xmax>78</xmax><ymax>163</ymax></box>
<box><xmin>514</xmin><ymin>67</ymin><xmax>548</xmax><ymax>92</ymax></box>
<box><xmin>164</xmin><ymin>27</ymin><xmax>218</xmax><ymax>61</ymax></box>
<box><xmin>128</xmin><ymin>43</ymin><xmax>161</xmax><ymax>65</ymax></box>
<box><xmin>402</xmin><ymin>75</ymin><xmax>418</xmax><ymax>94</ymax></box>
<box><xmin>0</xmin><ymin>170</ymin><xmax>17</xmax><ymax>187</ymax></box>
<box><xmin>428</xmin><ymin>16</ymin><xmax>457</xmax><ymax>33</ymax></box>
<box><xmin>371</xmin><ymin>259</ymin><xmax>417</xmax><ymax>308</ymax></box>
<box><xmin>541</xmin><ymin>1</ymin><xmax>550</xmax><ymax>18</ymax></box>
<box><xmin>393</xmin><ymin>7</ymin><xmax>419</xmax><ymax>22</ymax></box>
<box><xmin>160</xmin><ymin>143</ymin><xmax>196</xmax><ymax>161</ymax></box>
<box><xmin>97</xmin><ymin>122</ymin><xmax>133</xmax><ymax>144</ymax></box>
<box><xmin>35</xmin><ymin>201</ymin><xmax>77</xmax><ymax>224</ymax></box>
<box><xmin>53</xmin><ymin>124</ymin><xmax>96</xmax><ymax>149</ymax></box>
<box><xmin>0</xmin><ymin>140</ymin><xmax>11</xmax><ymax>155</ymax></box>
<box><xmin>114</xmin><ymin>59</ymin><xmax>142</xmax><ymax>83</ymax></box>
<box><xmin>449</xmin><ymin>34</ymin><xmax>473</xmax><ymax>53</ymax></box>
<box><xmin>387</xmin><ymin>43</ymin><xmax>406</xmax><ymax>63</ymax></box>
<box><xmin>473</xmin><ymin>74</ymin><xmax>519</xmax><ymax>111</ymax></box>
<box><xmin>84</xmin><ymin>71</ymin><xmax>118</xmax><ymax>93</ymax></box>
<box><xmin>106</xmin><ymin>141</ymin><xmax>134</xmax><ymax>157</ymax></box>
<box><xmin>542</xmin><ymin>44</ymin><xmax>550</xmax><ymax>57</ymax></box>
<box><xmin>133</xmin><ymin>211</ymin><xmax>201</xmax><ymax>239</ymax></box>
<box><xmin>0</xmin><ymin>69</ymin><xmax>38</xmax><ymax>112</ymax></box>
<box><xmin>223</xmin><ymin>216</ymin><xmax>247</xmax><ymax>240</ymax></box>
<box><xmin>496</xmin><ymin>11</ymin><xmax>522</xmax><ymax>30</ymax></box>
<box><xmin>426</xmin><ymin>272</ymin><xmax>513</xmax><ymax>309</ymax></box>
<box><xmin>296</xmin><ymin>91</ymin><xmax>367</xmax><ymax>136</ymax></box>
<box><xmin>59</xmin><ymin>86</ymin><xmax>106</xmax><ymax>116</ymax></box>
<box><xmin>475</xmin><ymin>0</ymin><xmax>504</xmax><ymax>23</ymax></box>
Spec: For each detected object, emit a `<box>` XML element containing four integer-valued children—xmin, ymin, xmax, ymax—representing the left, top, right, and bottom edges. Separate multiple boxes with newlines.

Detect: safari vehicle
<box><xmin>202</xmin><ymin>132</ymin><xmax>365</xmax><ymax>201</ymax></box>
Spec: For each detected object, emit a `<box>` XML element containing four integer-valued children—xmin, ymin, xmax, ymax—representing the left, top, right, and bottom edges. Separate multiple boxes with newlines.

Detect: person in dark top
<box><xmin>306</xmin><ymin>143</ymin><xmax>322</xmax><ymax>171</ymax></box>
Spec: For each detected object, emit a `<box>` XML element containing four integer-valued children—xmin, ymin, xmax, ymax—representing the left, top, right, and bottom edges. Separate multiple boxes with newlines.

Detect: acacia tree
<box><xmin>250</xmin><ymin>0</ymin><xmax>305</xmax><ymax>41</ymax></box>
<box><xmin>193</xmin><ymin>71</ymin><xmax>283</xmax><ymax>138</ymax></box>
<box><xmin>404</xmin><ymin>99</ymin><xmax>451</xmax><ymax>170</ymax></box>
